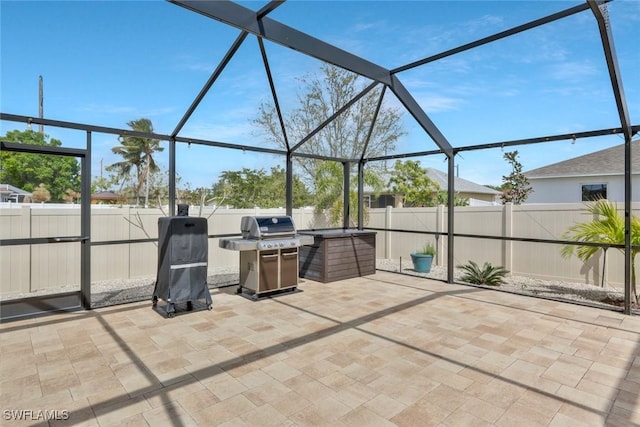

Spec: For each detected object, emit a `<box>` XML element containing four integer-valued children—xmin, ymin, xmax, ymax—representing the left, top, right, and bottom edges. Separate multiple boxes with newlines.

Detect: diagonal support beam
<box><xmin>172</xmin><ymin>31</ymin><xmax>249</xmax><ymax>138</ymax></box>
<box><xmin>169</xmin><ymin>0</ymin><xmax>454</xmax><ymax>156</ymax></box>
<box><xmin>392</xmin><ymin>2</ymin><xmax>597</xmax><ymax>74</ymax></box>
<box><xmin>589</xmin><ymin>0</ymin><xmax>633</xmax><ymax>314</ymax></box>
<box><xmin>170</xmin><ymin>0</ymin><xmax>391</xmax><ymax>85</ymax></box>
<box><xmin>389</xmin><ymin>75</ymin><xmax>453</xmax><ymax>157</ymax></box>
<box><xmin>588</xmin><ymin>0</ymin><xmax>632</xmax><ymax>138</ymax></box>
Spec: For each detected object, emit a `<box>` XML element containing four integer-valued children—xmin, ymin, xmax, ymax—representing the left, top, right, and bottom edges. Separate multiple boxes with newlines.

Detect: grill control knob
<box><xmin>279</xmin><ymin>242</ymin><xmax>284</xmax><ymax>247</ymax></box>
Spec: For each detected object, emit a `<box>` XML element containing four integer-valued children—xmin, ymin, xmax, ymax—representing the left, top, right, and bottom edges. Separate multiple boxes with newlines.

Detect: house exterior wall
<box><xmin>527</xmin><ymin>174</ymin><xmax>640</xmax><ymax>203</ymax></box>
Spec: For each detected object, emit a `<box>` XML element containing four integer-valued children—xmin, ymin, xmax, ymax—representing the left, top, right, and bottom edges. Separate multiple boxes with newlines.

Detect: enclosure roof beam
<box><xmin>0</xmin><ymin>113</ymin><xmax>168</xmax><ymax>141</ymax></box>
<box><xmin>256</xmin><ymin>1</ymin><xmax>285</xmax><ymax>19</ymax></box>
<box><xmin>454</xmin><ymin>126</ymin><xmax>639</xmax><ymax>153</ymax></box>
<box><xmin>588</xmin><ymin>0</ymin><xmax>632</xmax><ymax>140</ymax></box>
<box><xmin>290</xmin><ymin>81</ymin><xmax>379</xmax><ymax>153</ymax></box>
<box><xmin>364</xmin><ymin>125</ymin><xmax>640</xmax><ymax>163</ymax></box>
<box><xmin>258</xmin><ymin>36</ymin><xmax>290</xmax><ymax>151</ymax></box>
<box><xmin>360</xmin><ymin>85</ymin><xmax>386</xmax><ymax>162</ymax></box>
<box><xmin>169</xmin><ymin>0</ymin><xmax>454</xmax><ymax>155</ymax></box>
<box><xmin>171</xmin><ymin>31</ymin><xmax>249</xmax><ymax>138</ymax></box>
<box><xmin>391</xmin><ymin>2</ymin><xmax>600</xmax><ymax>74</ymax></box>
<box><xmin>389</xmin><ymin>75</ymin><xmax>453</xmax><ymax>157</ymax></box>
<box><xmin>170</xmin><ymin>0</ymin><xmax>391</xmax><ymax>85</ymax></box>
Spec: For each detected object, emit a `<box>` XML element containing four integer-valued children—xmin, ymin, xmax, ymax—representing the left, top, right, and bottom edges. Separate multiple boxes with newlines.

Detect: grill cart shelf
<box><xmin>152</xmin><ymin>216</ymin><xmax>213</xmax><ymax>317</ymax></box>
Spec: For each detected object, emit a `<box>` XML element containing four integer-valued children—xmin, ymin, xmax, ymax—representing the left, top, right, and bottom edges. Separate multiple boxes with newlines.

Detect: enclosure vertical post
<box><xmin>358</xmin><ymin>161</ymin><xmax>364</xmax><ymax>230</ymax></box>
<box><xmin>436</xmin><ymin>204</ymin><xmax>445</xmax><ymax>267</ymax></box>
<box><xmin>624</xmin><ymin>137</ymin><xmax>632</xmax><ymax>314</ymax></box>
<box><xmin>286</xmin><ymin>152</ymin><xmax>293</xmax><ymax>217</ymax></box>
<box><xmin>588</xmin><ymin>0</ymin><xmax>633</xmax><ymax>314</ymax></box>
<box><xmin>81</xmin><ymin>131</ymin><xmax>92</xmax><ymax>309</ymax></box>
<box><xmin>169</xmin><ymin>138</ymin><xmax>176</xmax><ymax>216</ymax></box>
<box><xmin>343</xmin><ymin>162</ymin><xmax>350</xmax><ymax>229</ymax></box>
<box><xmin>385</xmin><ymin>206</ymin><xmax>392</xmax><ymax>259</ymax></box>
<box><xmin>447</xmin><ymin>154</ymin><xmax>455</xmax><ymax>283</ymax></box>
<box><xmin>503</xmin><ymin>202</ymin><xmax>513</xmax><ymax>274</ymax></box>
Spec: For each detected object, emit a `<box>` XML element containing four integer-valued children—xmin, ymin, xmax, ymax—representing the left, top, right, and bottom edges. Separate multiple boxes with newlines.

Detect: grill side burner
<box><xmin>219</xmin><ymin>215</ymin><xmax>313</xmax><ymax>298</ymax></box>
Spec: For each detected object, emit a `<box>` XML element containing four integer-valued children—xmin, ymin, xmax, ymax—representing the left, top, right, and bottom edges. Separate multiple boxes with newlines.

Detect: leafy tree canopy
<box><xmin>253</xmin><ymin>64</ymin><xmax>404</xmax><ymax>222</ymax></box>
<box><xmin>387</xmin><ymin>160</ymin><xmax>469</xmax><ymax>207</ymax></box>
<box><xmin>0</xmin><ymin>129</ymin><xmax>80</xmax><ymax>202</ymax></box>
<box><xmin>106</xmin><ymin>118</ymin><xmax>164</xmax><ymax>207</ymax></box>
<box><xmin>389</xmin><ymin>160</ymin><xmax>437</xmax><ymax>207</ymax></box>
<box><xmin>211</xmin><ymin>166</ymin><xmax>313</xmax><ymax>209</ymax></box>
<box><xmin>500</xmin><ymin>150</ymin><xmax>532</xmax><ymax>205</ymax></box>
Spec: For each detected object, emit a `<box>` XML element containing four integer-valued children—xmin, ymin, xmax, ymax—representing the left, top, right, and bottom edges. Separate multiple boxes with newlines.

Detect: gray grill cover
<box><xmin>153</xmin><ymin>216</ymin><xmax>211</xmax><ymax>304</ymax></box>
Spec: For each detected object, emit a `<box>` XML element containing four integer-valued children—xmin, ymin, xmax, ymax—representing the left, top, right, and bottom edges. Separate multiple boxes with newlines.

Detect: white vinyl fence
<box><xmin>1</xmin><ymin>202</ymin><xmax>638</xmax><ymax>298</ymax></box>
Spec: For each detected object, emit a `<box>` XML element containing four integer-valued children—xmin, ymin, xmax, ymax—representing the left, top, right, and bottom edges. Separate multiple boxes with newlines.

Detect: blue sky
<box><xmin>1</xmin><ymin>0</ymin><xmax>639</xmax><ymax>189</ymax></box>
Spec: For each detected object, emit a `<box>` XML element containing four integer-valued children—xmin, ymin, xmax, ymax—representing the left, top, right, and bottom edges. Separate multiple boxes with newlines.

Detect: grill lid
<box><xmin>241</xmin><ymin>215</ymin><xmax>297</xmax><ymax>239</ymax></box>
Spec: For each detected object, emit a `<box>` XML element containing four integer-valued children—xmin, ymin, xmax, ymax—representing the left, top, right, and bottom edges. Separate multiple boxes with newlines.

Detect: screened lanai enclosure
<box><xmin>1</xmin><ymin>0</ymin><xmax>639</xmax><ymax>320</ymax></box>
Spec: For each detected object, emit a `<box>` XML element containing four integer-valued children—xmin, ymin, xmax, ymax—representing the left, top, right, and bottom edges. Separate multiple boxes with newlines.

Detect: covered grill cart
<box><xmin>152</xmin><ymin>212</ymin><xmax>213</xmax><ymax>317</ymax></box>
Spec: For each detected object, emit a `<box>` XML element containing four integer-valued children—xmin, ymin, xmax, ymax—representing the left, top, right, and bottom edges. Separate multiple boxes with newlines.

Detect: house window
<box><xmin>581</xmin><ymin>184</ymin><xmax>607</xmax><ymax>201</ymax></box>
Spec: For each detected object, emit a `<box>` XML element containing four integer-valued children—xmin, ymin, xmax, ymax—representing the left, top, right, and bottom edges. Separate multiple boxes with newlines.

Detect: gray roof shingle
<box><xmin>525</xmin><ymin>140</ymin><xmax>640</xmax><ymax>178</ymax></box>
<box><xmin>365</xmin><ymin>168</ymin><xmax>500</xmax><ymax>195</ymax></box>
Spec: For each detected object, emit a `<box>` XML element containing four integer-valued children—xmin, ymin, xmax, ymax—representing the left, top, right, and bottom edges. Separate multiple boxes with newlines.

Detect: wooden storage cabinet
<box><xmin>298</xmin><ymin>230</ymin><xmax>376</xmax><ymax>283</ymax></box>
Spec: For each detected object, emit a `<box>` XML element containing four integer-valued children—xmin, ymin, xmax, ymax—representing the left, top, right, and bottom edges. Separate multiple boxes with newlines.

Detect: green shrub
<box><xmin>415</xmin><ymin>243</ymin><xmax>436</xmax><ymax>256</ymax></box>
<box><xmin>457</xmin><ymin>261</ymin><xmax>508</xmax><ymax>286</ymax></box>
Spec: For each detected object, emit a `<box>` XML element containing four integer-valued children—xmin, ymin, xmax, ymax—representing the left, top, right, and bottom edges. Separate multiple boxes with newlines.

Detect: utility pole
<box><xmin>38</xmin><ymin>75</ymin><xmax>44</xmax><ymax>133</ymax></box>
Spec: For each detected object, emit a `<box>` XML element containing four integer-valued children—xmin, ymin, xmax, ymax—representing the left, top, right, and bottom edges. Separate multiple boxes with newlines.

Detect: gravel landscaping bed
<box><xmin>90</xmin><ymin>267</ymin><xmax>240</xmax><ymax>308</ymax></box>
<box><xmin>376</xmin><ymin>259</ymin><xmax>633</xmax><ymax>311</ymax></box>
<box><xmin>3</xmin><ymin>261</ymin><xmax>635</xmax><ymax>313</ymax></box>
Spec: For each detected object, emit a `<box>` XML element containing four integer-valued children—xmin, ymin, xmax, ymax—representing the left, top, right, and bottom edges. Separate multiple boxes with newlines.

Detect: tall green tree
<box><xmin>212</xmin><ymin>166</ymin><xmax>313</xmax><ymax>208</ymax></box>
<box><xmin>500</xmin><ymin>150</ymin><xmax>532</xmax><ymax>205</ymax></box>
<box><xmin>387</xmin><ymin>161</ymin><xmax>468</xmax><ymax>207</ymax></box>
<box><xmin>253</xmin><ymin>64</ymin><xmax>403</xmax><ymax>222</ymax></box>
<box><xmin>561</xmin><ymin>199</ymin><xmax>639</xmax><ymax>303</ymax></box>
<box><xmin>107</xmin><ymin>118</ymin><xmax>164</xmax><ymax>207</ymax></box>
<box><xmin>0</xmin><ymin>129</ymin><xmax>80</xmax><ymax>202</ymax></box>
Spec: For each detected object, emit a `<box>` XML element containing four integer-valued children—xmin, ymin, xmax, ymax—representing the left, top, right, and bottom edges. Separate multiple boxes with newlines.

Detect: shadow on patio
<box><xmin>0</xmin><ymin>271</ymin><xmax>638</xmax><ymax>426</ymax></box>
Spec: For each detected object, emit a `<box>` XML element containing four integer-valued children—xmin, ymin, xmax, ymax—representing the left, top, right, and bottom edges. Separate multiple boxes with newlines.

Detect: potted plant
<box><xmin>411</xmin><ymin>242</ymin><xmax>436</xmax><ymax>273</ymax></box>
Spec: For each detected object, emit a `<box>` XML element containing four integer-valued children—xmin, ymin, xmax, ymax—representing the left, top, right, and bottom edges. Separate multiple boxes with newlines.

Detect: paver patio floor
<box><xmin>1</xmin><ymin>271</ymin><xmax>639</xmax><ymax>426</ymax></box>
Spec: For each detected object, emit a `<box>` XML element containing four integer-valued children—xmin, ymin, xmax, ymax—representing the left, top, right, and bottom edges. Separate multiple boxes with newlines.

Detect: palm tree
<box><xmin>561</xmin><ymin>199</ymin><xmax>640</xmax><ymax>303</ymax></box>
<box><xmin>108</xmin><ymin>118</ymin><xmax>163</xmax><ymax>207</ymax></box>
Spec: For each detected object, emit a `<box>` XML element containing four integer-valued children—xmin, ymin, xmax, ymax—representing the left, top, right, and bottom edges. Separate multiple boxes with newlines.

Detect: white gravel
<box><xmin>376</xmin><ymin>259</ymin><xmax>630</xmax><ymax>310</ymax></box>
<box><xmin>2</xmin><ymin>262</ymin><xmax>632</xmax><ymax>311</ymax></box>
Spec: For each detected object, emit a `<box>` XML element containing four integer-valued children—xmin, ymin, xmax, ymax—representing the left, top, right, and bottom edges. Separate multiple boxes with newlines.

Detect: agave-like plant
<box><xmin>561</xmin><ymin>199</ymin><xmax>640</xmax><ymax>303</ymax></box>
<box><xmin>457</xmin><ymin>261</ymin><xmax>509</xmax><ymax>286</ymax></box>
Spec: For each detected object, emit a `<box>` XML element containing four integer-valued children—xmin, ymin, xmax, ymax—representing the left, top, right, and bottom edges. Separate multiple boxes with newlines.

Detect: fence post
<box><xmin>385</xmin><ymin>205</ymin><xmax>392</xmax><ymax>259</ymax></box>
<box><xmin>436</xmin><ymin>204</ymin><xmax>445</xmax><ymax>266</ymax></box>
<box><xmin>503</xmin><ymin>202</ymin><xmax>513</xmax><ymax>274</ymax></box>
<box><xmin>24</xmin><ymin>206</ymin><xmax>33</xmax><ymax>293</ymax></box>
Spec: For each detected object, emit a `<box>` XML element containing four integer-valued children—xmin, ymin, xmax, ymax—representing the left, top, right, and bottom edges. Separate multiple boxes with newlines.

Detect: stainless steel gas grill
<box><xmin>219</xmin><ymin>216</ymin><xmax>314</xmax><ymax>298</ymax></box>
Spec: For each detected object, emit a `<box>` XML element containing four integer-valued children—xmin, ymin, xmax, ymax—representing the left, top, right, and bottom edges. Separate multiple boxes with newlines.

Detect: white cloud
<box><xmin>547</xmin><ymin>61</ymin><xmax>599</xmax><ymax>81</ymax></box>
<box><xmin>416</xmin><ymin>95</ymin><xmax>463</xmax><ymax>113</ymax></box>
<box><xmin>78</xmin><ymin>103</ymin><xmax>176</xmax><ymax>118</ymax></box>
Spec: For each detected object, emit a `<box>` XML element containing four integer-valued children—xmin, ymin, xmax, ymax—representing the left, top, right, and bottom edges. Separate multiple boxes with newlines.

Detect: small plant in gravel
<box><xmin>457</xmin><ymin>261</ymin><xmax>509</xmax><ymax>286</ymax></box>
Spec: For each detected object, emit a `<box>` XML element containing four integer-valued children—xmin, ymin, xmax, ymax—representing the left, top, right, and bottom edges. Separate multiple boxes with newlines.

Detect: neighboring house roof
<box><xmin>364</xmin><ymin>168</ymin><xmax>500</xmax><ymax>195</ymax></box>
<box><xmin>525</xmin><ymin>139</ymin><xmax>640</xmax><ymax>179</ymax></box>
<box><xmin>423</xmin><ymin>168</ymin><xmax>500</xmax><ymax>195</ymax></box>
<box><xmin>91</xmin><ymin>191</ymin><xmax>124</xmax><ymax>201</ymax></box>
<box><xmin>0</xmin><ymin>183</ymin><xmax>31</xmax><ymax>196</ymax></box>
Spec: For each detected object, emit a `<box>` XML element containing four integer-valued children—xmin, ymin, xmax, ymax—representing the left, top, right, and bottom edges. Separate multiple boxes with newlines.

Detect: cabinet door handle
<box><xmin>261</xmin><ymin>254</ymin><xmax>278</xmax><ymax>259</ymax></box>
<box><xmin>282</xmin><ymin>252</ymin><xmax>298</xmax><ymax>256</ymax></box>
